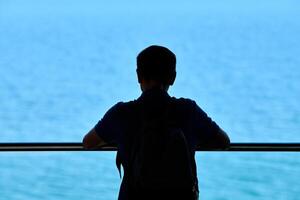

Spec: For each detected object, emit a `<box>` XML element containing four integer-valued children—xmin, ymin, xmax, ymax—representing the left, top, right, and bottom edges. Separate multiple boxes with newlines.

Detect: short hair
<box><xmin>137</xmin><ymin>45</ymin><xmax>176</xmax><ymax>85</ymax></box>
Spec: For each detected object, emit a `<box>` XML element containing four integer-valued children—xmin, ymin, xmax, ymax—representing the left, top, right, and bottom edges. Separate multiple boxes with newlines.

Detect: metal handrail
<box><xmin>0</xmin><ymin>143</ymin><xmax>300</xmax><ymax>152</ymax></box>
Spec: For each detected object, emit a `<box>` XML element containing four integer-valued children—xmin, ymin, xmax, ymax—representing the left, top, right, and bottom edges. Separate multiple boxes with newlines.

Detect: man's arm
<box><xmin>190</xmin><ymin>101</ymin><xmax>230</xmax><ymax>150</ymax></box>
<box><xmin>82</xmin><ymin>128</ymin><xmax>107</xmax><ymax>149</ymax></box>
<box><xmin>83</xmin><ymin>103</ymin><xmax>123</xmax><ymax>150</ymax></box>
<box><xmin>197</xmin><ymin>126</ymin><xmax>230</xmax><ymax>150</ymax></box>
<box><xmin>206</xmin><ymin>128</ymin><xmax>230</xmax><ymax>149</ymax></box>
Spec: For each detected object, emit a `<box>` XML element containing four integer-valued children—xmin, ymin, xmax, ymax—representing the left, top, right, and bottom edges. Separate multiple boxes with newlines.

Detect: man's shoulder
<box><xmin>116</xmin><ymin>99</ymin><xmax>138</xmax><ymax>108</ymax></box>
<box><xmin>110</xmin><ymin>100</ymin><xmax>138</xmax><ymax>115</ymax></box>
<box><xmin>113</xmin><ymin>96</ymin><xmax>197</xmax><ymax>113</ymax></box>
<box><xmin>172</xmin><ymin>96</ymin><xmax>195</xmax><ymax>103</ymax></box>
<box><xmin>171</xmin><ymin>96</ymin><xmax>197</xmax><ymax>109</ymax></box>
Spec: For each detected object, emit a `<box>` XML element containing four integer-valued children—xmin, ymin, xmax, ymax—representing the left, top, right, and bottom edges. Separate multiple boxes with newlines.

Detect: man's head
<box><xmin>137</xmin><ymin>45</ymin><xmax>176</xmax><ymax>91</ymax></box>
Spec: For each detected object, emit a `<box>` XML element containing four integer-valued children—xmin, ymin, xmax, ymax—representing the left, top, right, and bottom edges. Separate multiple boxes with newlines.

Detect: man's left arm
<box><xmin>191</xmin><ymin>101</ymin><xmax>230</xmax><ymax>149</ymax></box>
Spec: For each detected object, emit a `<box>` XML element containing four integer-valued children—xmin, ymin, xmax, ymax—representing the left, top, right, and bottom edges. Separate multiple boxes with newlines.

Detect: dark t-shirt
<box><xmin>94</xmin><ymin>88</ymin><xmax>222</xmax><ymax>200</ymax></box>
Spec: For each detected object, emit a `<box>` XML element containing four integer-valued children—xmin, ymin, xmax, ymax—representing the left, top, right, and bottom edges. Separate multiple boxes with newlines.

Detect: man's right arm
<box><xmin>82</xmin><ymin>102</ymin><xmax>123</xmax><ymax>150</ymax></box>
<box><xmin>82</xmin><ymin>128</ymin><xmax>107</xmax><ymax>149</ymax></box>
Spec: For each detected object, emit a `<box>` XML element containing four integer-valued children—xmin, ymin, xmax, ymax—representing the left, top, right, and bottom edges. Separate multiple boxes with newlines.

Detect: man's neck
<box><xmin>141</xmin><ymin>80</ymin><xmax>169</xmax><ymax>92</ymax></box>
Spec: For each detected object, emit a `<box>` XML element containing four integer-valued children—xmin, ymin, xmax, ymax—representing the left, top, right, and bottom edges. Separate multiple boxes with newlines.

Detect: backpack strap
<box><xmin>116</xmin><ymin>151</ymin><xmax>122</xmax><ymax>178</ymax></box>
<box><xmin>116</xmin><ymin>101</ymin><xmax>140</xmax><ymax>178</ymax></box>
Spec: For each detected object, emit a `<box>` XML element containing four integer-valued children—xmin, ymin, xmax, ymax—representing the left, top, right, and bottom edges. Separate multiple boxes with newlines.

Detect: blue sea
<box><xmin>0</xmin><ymin>0</ymin><xmax>300</xmax><ymax>199</ymax></box>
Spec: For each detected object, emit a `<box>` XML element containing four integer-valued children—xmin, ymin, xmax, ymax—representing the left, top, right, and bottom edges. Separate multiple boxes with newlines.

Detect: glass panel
<box><xmin>0</xmin><ymin>1</ymin><xmax>299</xmax><ymax>143</ymax></box>
<box><xmin>197</xmin><ymin>153</ymin><xmax>300</xmax><ymax>200</ymax></box>
<box><xmin>0</xmin><ymin>152</ymin><xmax>299</xmax><ymax>199</ymax></box>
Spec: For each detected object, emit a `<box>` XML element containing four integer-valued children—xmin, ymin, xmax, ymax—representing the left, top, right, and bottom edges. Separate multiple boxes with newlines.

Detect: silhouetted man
<box><xmin>83</xmin><ymin>45</ymin><xmax>230</xmax><ymax>200</ymax></box>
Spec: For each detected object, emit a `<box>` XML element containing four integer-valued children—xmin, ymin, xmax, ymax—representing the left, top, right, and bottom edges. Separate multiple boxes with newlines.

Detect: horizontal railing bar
<box><xmin>0</xmin><ymin>143</ymin><xmax>300</xmax><ymax>152</ymax></box>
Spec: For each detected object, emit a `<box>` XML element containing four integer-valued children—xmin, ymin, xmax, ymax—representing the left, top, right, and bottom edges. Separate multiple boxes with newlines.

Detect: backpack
<box><xmin>126</xmin><ymin>100</ymin><xmax>197</xmax><ymax>198</ymax></box>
